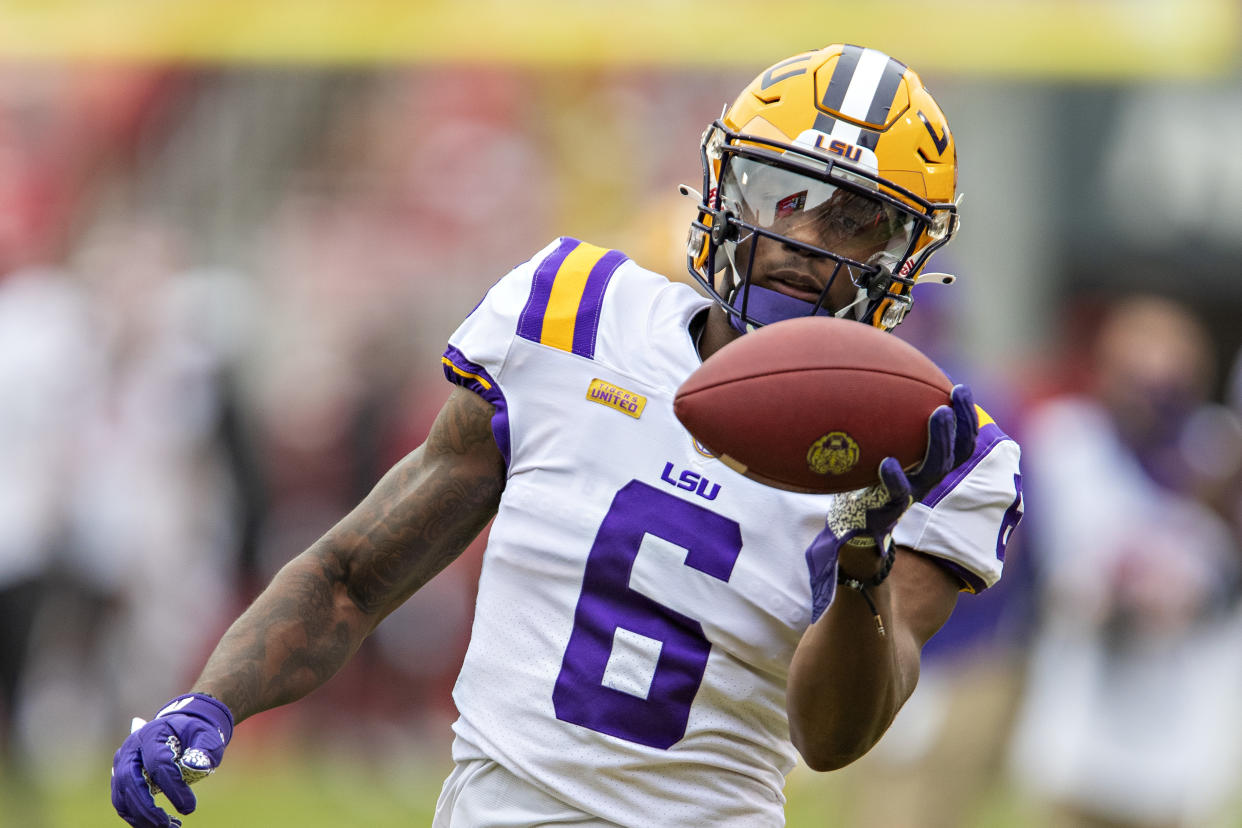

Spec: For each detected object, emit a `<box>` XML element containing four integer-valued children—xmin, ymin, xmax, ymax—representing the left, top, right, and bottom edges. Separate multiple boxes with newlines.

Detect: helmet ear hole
<box><xmin>709</xmin><ymin>211</ymin><xmax>737</xmax><ymax>246</ymax></box>
<box><xmin>863</xmin><ymin>261</ymin><xmax>895</xmax><ymax>301</ymax></box>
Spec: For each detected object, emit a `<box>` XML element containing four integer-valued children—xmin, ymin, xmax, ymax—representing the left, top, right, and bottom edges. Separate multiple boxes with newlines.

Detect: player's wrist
<box><xmin>156</xmin><ymin>693</ymin><xmax>235</xmax><ymax>744</ymax></box>
<box><xmin>835</xmin><ymin>540</ymin><xmax>896</xmax><ymax>636</ymax></box>
<box><xmin>836</xmin><ymin>535</ymin><xmax>892</xmax><ymax>582</ymax></box>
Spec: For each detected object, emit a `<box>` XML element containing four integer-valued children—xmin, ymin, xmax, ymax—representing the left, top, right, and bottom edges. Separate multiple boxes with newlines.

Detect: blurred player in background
<box><xmin>112</xmin><ymin>44</ymin><xmax>1022</xmax><ymax>827</ymax></box>
<box><xmin>1008</xmin><ymin>296</ymin><xmax>1242</xmax><ymax>828</ymax></box>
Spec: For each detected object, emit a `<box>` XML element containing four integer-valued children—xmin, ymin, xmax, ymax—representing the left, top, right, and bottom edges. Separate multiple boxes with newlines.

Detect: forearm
<box><xmin>786</xmin><ymin>579</ymin><xmax>913</xmax><ymax>770</ymax></box>
<box><xmin>787</xmin><ymin>547</ymin><xmax>957</xmax><ymax>771</ymax></box>
<box><xmin>192</xmin><ymin>545</ymin><xmax>371</xmax><ymax>723</ymax></box>
<box><xmin>191</xmin><ymin>481</ymin><xmax>492</xmax><ymax>722</ymax></box>
<box><xmin>190</xmin><ymin>388</ymin><xmax>505</xmax><ymax>724</ymax></box>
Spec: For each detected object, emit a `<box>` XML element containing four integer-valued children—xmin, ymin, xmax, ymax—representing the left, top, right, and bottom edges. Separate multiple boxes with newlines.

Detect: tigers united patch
<box><xmin>586</xmin><ymin>378</ymin><xmax>646</xmax><ymax>419</ymax></box>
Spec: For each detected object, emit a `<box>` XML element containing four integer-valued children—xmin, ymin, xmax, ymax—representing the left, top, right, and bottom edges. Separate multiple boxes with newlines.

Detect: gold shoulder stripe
<box><xmin>540</xmin><ymin>241</ymin><xmax>611</xmax><ymax>352</ymax></box>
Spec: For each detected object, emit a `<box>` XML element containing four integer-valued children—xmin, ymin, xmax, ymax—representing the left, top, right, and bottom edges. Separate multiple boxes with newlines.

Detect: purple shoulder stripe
<box><xmin>516</xmin><ymin>237</ymin><xmax>579</xmax><ymax>343</ymax></box>
<box><xmin>571</xmin><ymin>248</ymin><xmax>627</xmax><ymax>359</ymax></box>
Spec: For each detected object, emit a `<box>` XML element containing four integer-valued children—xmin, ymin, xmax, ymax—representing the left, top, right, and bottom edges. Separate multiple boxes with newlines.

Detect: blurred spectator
<box><xmin>0</xmin><ymin>265</ymin><xmax>96</xmax><ymax>822</ymax></box>
<box><xmin>1007</xmin><ymin>295</ymin><xmax>1242</xmax><ymax>828</ymax></box>
<box><xmin>11</xmin><ymin>220</ymin><xmax>252</xmax><ymax>791</ymax></box>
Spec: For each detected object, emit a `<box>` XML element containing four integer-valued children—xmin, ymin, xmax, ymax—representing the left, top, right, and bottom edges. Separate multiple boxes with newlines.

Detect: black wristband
<box><xmin>836</xmin><ymin>539</ymin><xmax>897</xmax><ymax>637</ymax></box>
<box><xmin>837</xmin><ymin>537</ymin><xmax>896</xmax><ymax>587</ymax></box>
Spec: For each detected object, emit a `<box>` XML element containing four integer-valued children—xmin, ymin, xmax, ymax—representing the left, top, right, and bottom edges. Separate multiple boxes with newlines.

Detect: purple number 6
<box><xmin>552</xmin><ymin>481</ymin><xmax>743</xmax><ymax>749</ymax></box>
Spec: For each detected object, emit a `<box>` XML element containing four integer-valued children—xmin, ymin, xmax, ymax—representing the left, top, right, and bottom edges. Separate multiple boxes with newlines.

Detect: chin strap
<box><xmin>726</xmin><ymin>284</ymin><xmax>833</xmax><ymax>333</ymax></box>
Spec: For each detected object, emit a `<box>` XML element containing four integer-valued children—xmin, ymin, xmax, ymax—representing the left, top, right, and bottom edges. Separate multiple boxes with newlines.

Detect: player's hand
<box><xmin>908</xmin><ymin>384</ymin><xmax>977</xmax><ymax>502</ymax></box>
<box><xmin>111</xmin><ymin>693</ymin><xmax>233</xmax><ymax>827</ymax></box>
<box><xmin>805</xmin><ymin>384</ymin><xmax>976</xmax><ymax>622</ymax></box>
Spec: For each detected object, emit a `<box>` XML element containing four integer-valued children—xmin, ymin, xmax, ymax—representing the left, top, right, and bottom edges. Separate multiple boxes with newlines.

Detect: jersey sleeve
<box><xmin>441</xmin><ymin>236</ymin><xmax>629</xmax><ymax>469</ymax></box>
<box><xmin>891</xmin><ymin>410</ymin><xmax>1023</xmax><ymax>592</ymax></box>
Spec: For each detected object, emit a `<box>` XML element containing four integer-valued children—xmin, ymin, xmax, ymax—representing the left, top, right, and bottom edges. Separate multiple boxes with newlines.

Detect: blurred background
<box><xmin>2</xmin><ymin>1</ymin><xmax>1242</xmax><ymax>826</ymax></box>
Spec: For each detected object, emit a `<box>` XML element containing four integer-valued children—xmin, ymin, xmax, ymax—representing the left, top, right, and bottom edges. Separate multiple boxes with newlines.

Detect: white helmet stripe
<box><xmin>838</xmin><ymin>48</ymin><xmax>898</xmax><ymax>122</ymax></box>
<box><xmin>819</xmin><ymin>44</ymin><xmax>863</xmax><ymax>111</ymax></box>
<box><xmin>815</xmin><ymin>46</ymin><xmax>907</xmax><ymax>148</ymax></box>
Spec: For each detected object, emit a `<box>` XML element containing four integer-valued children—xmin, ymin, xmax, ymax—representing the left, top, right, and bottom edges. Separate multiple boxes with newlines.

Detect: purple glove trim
<box><xmin>155</xmin><ymin>693</ymin><xmax>234</xmax><ymax>744</ymax></box>
<box><xmin>806</xmin><ymin>531</ymin><xmax>841</xmax><ymax>623</ymax></box>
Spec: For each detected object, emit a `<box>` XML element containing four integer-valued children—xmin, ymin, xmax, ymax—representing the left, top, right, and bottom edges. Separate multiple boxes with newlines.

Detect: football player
<box><xmin>112</xmin><ymin>44</ymin><xmax>1021</xmax><ymax>827</ymax></box>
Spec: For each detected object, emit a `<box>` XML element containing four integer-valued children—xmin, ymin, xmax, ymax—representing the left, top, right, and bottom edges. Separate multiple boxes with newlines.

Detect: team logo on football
<box><xmin>806</xmin><ymin>431</ymin><xmax>860</xmax><ymax>476</ymax></box>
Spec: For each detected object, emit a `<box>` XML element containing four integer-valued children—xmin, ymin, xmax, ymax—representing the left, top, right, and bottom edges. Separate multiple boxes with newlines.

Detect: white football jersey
<box><xmin>440</xmin><ymin>237</ymin><xmax>1021</xmax><ymax>826</ymax></box>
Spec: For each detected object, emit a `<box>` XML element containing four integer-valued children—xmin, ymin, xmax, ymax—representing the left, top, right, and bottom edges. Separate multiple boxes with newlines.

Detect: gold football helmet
<box><xmin>686</xmin><ymin>44</ymin><xmax>960</xmax><ymax>332</ymax></box>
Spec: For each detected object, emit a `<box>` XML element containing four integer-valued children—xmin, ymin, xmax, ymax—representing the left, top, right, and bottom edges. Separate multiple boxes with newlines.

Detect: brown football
<box><xmin>674</xmin><ymin>316</ymin><xmax>953</xmax><ymax>494</ymax></box>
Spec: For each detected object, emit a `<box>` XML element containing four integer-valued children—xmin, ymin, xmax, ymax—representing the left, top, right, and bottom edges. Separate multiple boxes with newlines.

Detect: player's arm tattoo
<box><xmin>193</xmin><ymin>387</ymin><xmax>505</xmax><ymax>722</ymax></box>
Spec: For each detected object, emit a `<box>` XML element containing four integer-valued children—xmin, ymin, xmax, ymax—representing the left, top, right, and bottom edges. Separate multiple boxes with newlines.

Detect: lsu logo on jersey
<box><xmin>587</xmin><ymin>378</ymin><xmax>646</xmax><ymax>419</ymax></box>
<box><xmin>660</xmin><ymin>462</ymin><xmax>721</xmax><ymax>501</ymax></box>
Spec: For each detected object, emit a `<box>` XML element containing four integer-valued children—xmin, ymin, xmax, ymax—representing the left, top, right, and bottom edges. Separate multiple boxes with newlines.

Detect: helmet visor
<box><xmin>719</xmin><ymin>155</ymin><xmax>917</xmax><ymax>267</ymax></box>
